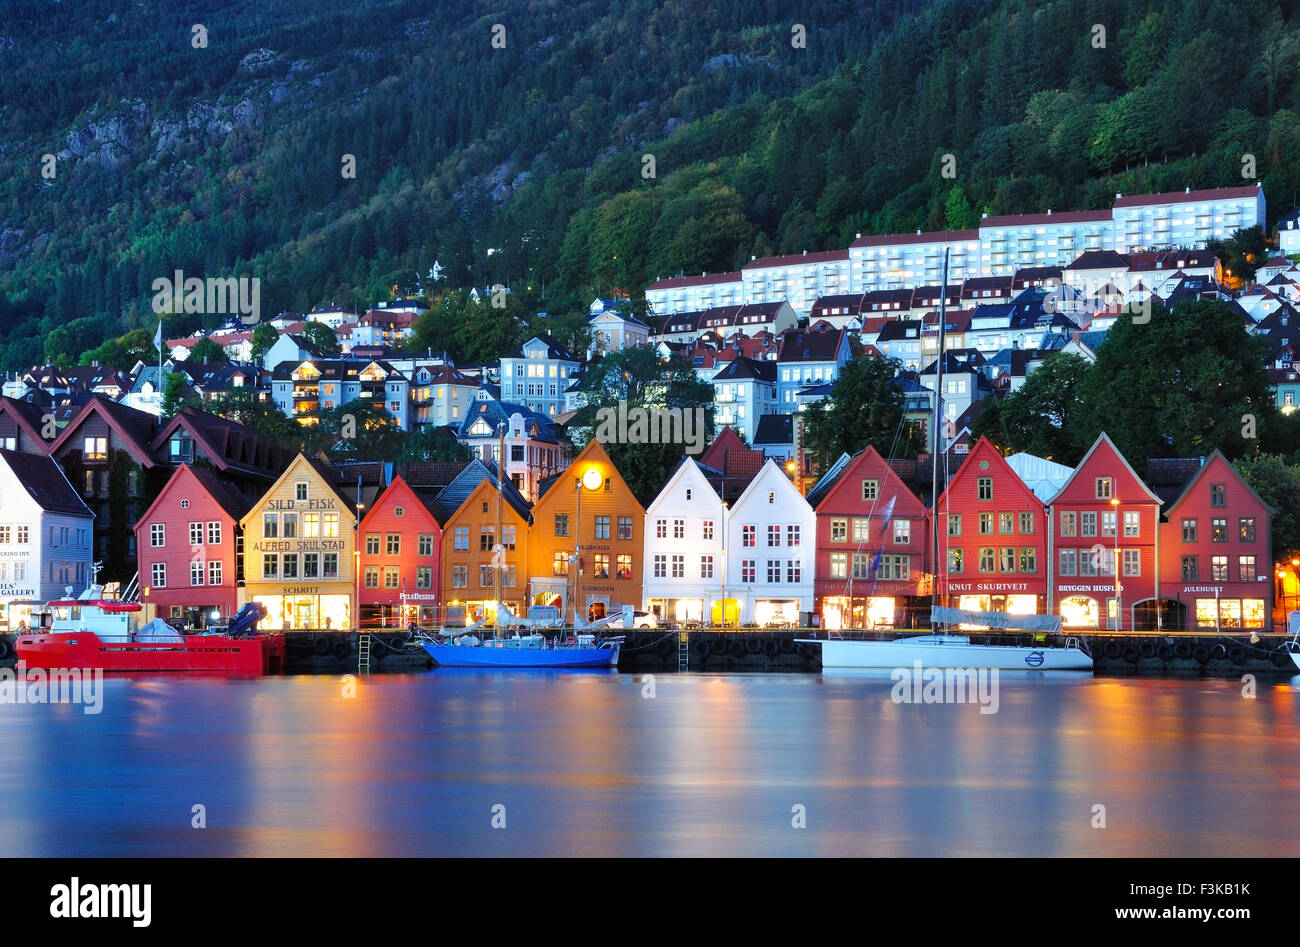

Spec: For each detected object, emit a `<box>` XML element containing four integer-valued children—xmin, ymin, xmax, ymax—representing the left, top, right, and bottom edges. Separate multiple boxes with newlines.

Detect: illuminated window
<box><xmin>831</xmin><ymin>518</ymin><xmax>847</xmax><ymax>542</ymax></box>
<box><xmin>1060</xmin><ymin>512</ymin><xmax>1076</xmax><ymax>537</ymax></box>
<box><xmin>1018</xmin><ymin>548</ymin><xmax>1036</xmax><ymax>573</ymax></box>
<box><xmin>947</xmin><ymin>514</ymin><xmax>961</xmax><ymax>536</ymax></box>
<box><xmin>947</xmin><ymin>548</ymin><xmax>963</xmax><ymax>573</ymax></box>
<box><xmin>553</xmin><ymin>552</ymin><xmax>569</xmax><ymax>576</ymax></box>
<box><xmin>829</xmin><ymin>552</ymin><xmax>847</xmax><ymax>579</ymax></box>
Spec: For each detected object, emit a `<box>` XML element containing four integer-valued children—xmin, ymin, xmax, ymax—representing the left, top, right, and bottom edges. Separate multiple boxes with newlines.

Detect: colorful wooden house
<box><xmin>356</xmin><ymin>475</ymin><xmax>443</xmax><ymax>628</ymax></box>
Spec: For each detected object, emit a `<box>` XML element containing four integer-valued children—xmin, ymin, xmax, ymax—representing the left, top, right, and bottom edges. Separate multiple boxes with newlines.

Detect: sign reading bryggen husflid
<box><xmin>238</xmin><ymin>454</ymin><xmax>355</xmax><ymax>630</ymax></box>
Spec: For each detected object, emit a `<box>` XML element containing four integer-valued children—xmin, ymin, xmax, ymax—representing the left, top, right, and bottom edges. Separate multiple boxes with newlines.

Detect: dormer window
<box><xmin>169</xmin><ymin>433</ymin><xmax>194</xmax><ymax>464</ymax></box>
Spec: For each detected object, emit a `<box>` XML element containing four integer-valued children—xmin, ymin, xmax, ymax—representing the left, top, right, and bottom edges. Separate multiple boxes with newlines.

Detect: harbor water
<box><xmin>2</xmin><ymin>669</ymin><xmax>1299</xmax><ymax>857</ymax></box>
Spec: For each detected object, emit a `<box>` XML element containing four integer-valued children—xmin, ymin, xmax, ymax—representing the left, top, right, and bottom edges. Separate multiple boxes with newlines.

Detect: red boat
<box><xmin>15</xmin><ymin>587</ymin><xmax>284</xmax><ymax>675</ymax></box>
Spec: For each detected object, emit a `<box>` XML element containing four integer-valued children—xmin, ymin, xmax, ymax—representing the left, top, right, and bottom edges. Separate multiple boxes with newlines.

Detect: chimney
<box><xmin>1185</xmin><ymin>186</ymin><xmax>1190</xmax><ymax>194</ymax></box>
<box><xmin>1046</xmin><ymin>209</ymin><xmax>1052</xmax><ymax>215</ymax></box>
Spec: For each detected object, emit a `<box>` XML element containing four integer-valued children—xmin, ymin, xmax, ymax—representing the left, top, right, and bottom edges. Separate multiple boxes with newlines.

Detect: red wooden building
<box><xmin>1157</xmin><ymin>450</ymin><xmax>1274</xmax><ymax>631</ymax></box>
<box><xmin>356</xmin><ymin>475</ymin><xmax>443</xmax><ymax>627</ymax></box>
<box><xmin>933</xmin><ymin>436</ymin><xmax>1049</xmax><ymax>621</ymax></box>
<box><xmin>134</xmin><ymin>464</ymin><xmax>251</xmax><ymax>628</ymax></box>
<box><xmin>807</xmin><ymin>445</ymin><xmax>929</xmax><ymax>630</ymax></box>
<box><xmin>1048</xmin><ymin>433</ymin><xmax>1162</xmax><ymax>630</ymax></box>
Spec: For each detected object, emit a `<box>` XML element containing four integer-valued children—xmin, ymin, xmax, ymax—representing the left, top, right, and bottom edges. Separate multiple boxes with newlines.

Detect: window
<box><xmin>0</xmin><ymin>527</ymin><xmax>10</xmax><ymax>544</ymax></box>
<box><xmin>1238</xmin><ymin>555</ymin><xmax>1256</xmax><ymax>581</ymax></box>
<box><xmin>1101</xmin><ymin>511</ymin><xmax>1116</xmax><ymax>538</ymax></box>
<box><xmin>417</xmin><ymin>566</ymin><xmax>432</xmax><ymax>589</ymax></box>
<box><xmin>1095</xmin><ymin>477</ymin><xmax>1112</xmax><ymax>499</ymax></box>
<box><xmin>829</xmin><ymin>552</ymin><xmax>847</xmax><ymax>579</ymax></box>
<box><xmin>786</xmin><ymin>525</ymin><xmax>801</xmax><ymax>547</ymax></box>
<box><xmin>862</xmin><ymin>479</ymin><xmax>878</xmax><ymax>501</ymax></box>
<box><xmin>295</xmin><ymin>482</ymin><xmax>308</xmax><ymax>501</ymax></box>
<box><xmin>303</xmin><ymin>513</ymin><xmax>320</xmax><ymax>538</ymax></box>
<box><xmin>282</xmin><ymin>513</ymin><xmax>298</xmax><ymax>539</ymax></box>
<box><xmin>263</xmin><ymin>514</ymin><xmax>277</xmax><ymax>539</ymax></box>
<box><xmin>700</xmin><ymin>555</ymin><xmax>714</xmax><ymax>579</ymax></box>
<box><xmin>947</xmin><ymin>514</ymin><xmax>961</xmax><ymax>536</ymax></box>
<box><xmin>787</xmin><ymin>560</ymin><xmax>801</xmax><ymax>583</ymax></box>
<box><xmin>977</xmin><ymin>477</ymin><xmax>992</xmax><ymax>500</ymax></box>
<box><xmin>1239</xmin><ymin>518</ymin><xmax>1256</xmax><ymax>542</ymax></box>
<box><xmin>742</xmin><ymin>560</ymin><xmax>755</xmax><ymax>583</ymax></box>
<box><xmin>85</xmin><ymin>471</ymin><xmax>93</xmax><ymax>495</ymax></box>
<box><xmin>831</xmin><ymin>518</ymin><xmax>847</xmax><ymax>542</ymax></box>
<box><xmin>852</xmin><ymin>518</ymin><xmax>871</xmax><ymax>543</ymax></box>
<box><xmin>453</xmin><ymin>526</ymin><xmax>469</xmax><ymax>551</ymax></box>
<box><xmin>207</xmin><ymin>522</ymin><xmax>221</xmax><ymax>545</ymax></box>
<box><xmin>418</xmin><ymin>534</ymin><xmax>434</xmax><ymax>556</ymax></box>
<box><xmin>999</xmin><ymin>547</ymin><xmax>1016</xmax><ymax>572</ymax></box>
<box><xmin>701</xmin><ymin>520</ymin><xmax>714</xmax><ymax>541</ymax></box>
<box><xmin>618</xmin><ymin>517</ymin><xmax>633</xmax><ymax>540</ymax></box>
<box><xmin>553</xmin><ymin>552</ymin><xmax>569</xmax><ymax>576</ymax></box>
<box><xmin>947</xmin><ymin>548</ymin><xmax>963</xmax><ymax>573</ymax></box>
<box><xmin>1211</xmin><ymin>555</ymin><xmax>1229</xmax><ymax>581</ymax></box>
<box><xmin>1182</xmin><ymin>518</ymin><xmax>1197</xmax><ymax>542</ymax></box>
<box><xmin>323</xmin><ymin>554</ymin><xmax>338</xmax><ymax>578</ymax></box>
<box><xmin>381</xmin><ymin>567</ymin><xmax>398</xmax><ymax>589</ymax></box>
<box><xmin>186</xmin><ymin>521</ymin><xmax>202</xmax><ymax>546</ymax></box>
<box><xmin>1059</xmin><ymin>548</ymin><xmax>1077</xmax><ymax>575</ymax></box>
<box><xmin>282</xmin><ymin>554</ymin><xmax>298</xmax><ymax>579</ymax></box>
<box><xmin>1018</xmin><ymin>548</ymin><xmax>1036</xmax><ymax>573</ymax></box>
<box><xmin>998</xmin><ymin>512</ymin><xmax>1014</xmax><ymax>534</ymax></box>
<box><xmin>653</xmin><ymin>555</ymin><xmax>667</xmax><ymax>579</ymax></box>
<box><xmin>979</xmin><ymin>513</ymin><xmax>993</xmax><ymax>535</ymax></box>
<box><xmin>555</xmin><ymin>514</ymin><xmax>569</xmax><ymax>537</ymax></box>
<box><xmin>83</xmin><ymin>437</ymin><xmax>107</xmax><ymax>460</ymax></box>
<box><xmin>1019</xmin><ymin>512</ymin><xmax>1034</xmax><ymax>534</ymax></box>
<box><xmin>501</xmin><ymin>525</ymin><xmax>516</xmax><ymax>550</ymax></box>
<box><xmin>365</xmin><ymin>534</ymin><xmax>380</xmax><ymax>555</ymax></box>
<box><xmin>655</xmin><ymin>519</ymin><xmax>667</xmax><ymax>539</ymax></box>
<box><xmin>1181</xmin><ymin>556</ymin><xmax>1198</xmax><ymax>581</ymax></box>
<box><xmin>670</xmin><ymin>555</ymin><xmax>683</xmax><ymax>579</ymax></box>
<box><xmin>191</xmin><ymin>560</ymin><xmax>205</xmax><ymax>586</ymax></box>
<box><xmin>879</xmin><ymin>555</ymin><xmax>909</xmax><ymax>581</ymax></box>
<box><xmin>151</xmin><ymin>562</ymin><xmax>166</xmax><ymax>588</ymax></box>
<box><xmin>978</xmin><ymin>547</ymin><xmax>995</xmax><ymax>573</ymax></box>
<box><xmin>617</xmin><ymin>555</ymin><xmax>632</xmax><ymax>578</ymax></box>
<box><xmin>742</xmin><ymin>525</ymin><xmax>756</xmax><ymax>547</ymax></box>
<box><xmin>685</xmin><ymin>488</ymin><xmax>692</xmax><ymax>501</ymax></box>
<box><xmin>1118</xmin><ymin>548</ymin><xmax>1139</xmax><ymax>577</ymax></box>
<box><xmin>480</xmin><ymin>527</ymin><xmax>494</xmax><ymax>551</ymax></box>
<box><xmin>588</xmin><ymin>515</ymin><xmax>609</xmax><ymax>540</ymax></box>
<box><xmin>766</xmin><ymin>560</ymin><xmax>781</xmax><ymax>583</ymax></box>
<box><xmin>303</xmin><ymin>553</ymin><xmax>319</xmax><ymax>578</ymax></box>
<box><xmin>1123</xmin><ymin>511</ymin><xmax>1139</xmax><ymax>538</ymax></box>
<box><xmin>452</xmin><ymin>565</ymin><xmax>468</xmax><ymax>588</ymax></box>
<box><xmin>767</xmin><ymin>524</ymin><xmax>781</xmax><ymax>546</ymax></box>
<box><xmin>1210</xmin><ymin>484</ymin><xmax>1225</xmax><ymax>508</ymax></box>
<box><xmin>322</xmin><ymin>513</ymin><xmax>339</xmax><ymax>537</ymax></box>
<box><xmin>1210</xmin><ymin>518</ymin><xmax>1227</xmax><ymax>543</ymax></box>
<box><xmin>262</xmin><ymin>553</ymin><xmax>278</xmax><ymax>578</ymax></box>
<box><xmin>385</xmin><ymin>534</ymin><xmax>400</xmax><ymax>555</ymax></box>
<box><xmin>894</xmin><ymin>520</ymin><xmax>910</xmax><ymax>544</ymax></box>
<box><xmin>151</xmin><ymin>524</ymin><xmax>165</xmax><ymax>547</ymax></box>
<box><xmin>1060</xmin><ymin>512</ymin><xmax>1076</xmax><ymax>537</ymax></box>
<box><xmin>1080</xmin><ymin>511</ymin><xmax>1096</xmax><ymax>537</ymax></box>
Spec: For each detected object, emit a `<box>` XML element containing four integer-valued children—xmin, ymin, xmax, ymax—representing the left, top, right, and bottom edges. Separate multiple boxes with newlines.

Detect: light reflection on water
<box><xmin>1</xmin><ymin>669</ymin><xmax>1298</xmax><ymax>857</ymax></box>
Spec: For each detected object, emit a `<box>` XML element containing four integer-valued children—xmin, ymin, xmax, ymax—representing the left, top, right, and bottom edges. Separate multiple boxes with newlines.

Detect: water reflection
<box><xmin>0</xmin><ymin>671</ymin><xmax>1297</xmax><ymax>856</ymax></box>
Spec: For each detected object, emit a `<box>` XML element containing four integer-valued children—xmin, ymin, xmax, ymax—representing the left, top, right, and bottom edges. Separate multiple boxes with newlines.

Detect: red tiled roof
<box><xmin>981</xmin><ymin>209</ymin><xmax>1110</xmax><ymax>227</ymax></box>
<box><xmin>851</xmin><ymin>230</ymin><xmax>978</xmax><ymax>248</ymax></box>
<box><xmin>1113</xmin><ymin>185</ymin><xmax>1260</xmax><ymax>208</ymax></box>
<box><xmin>742</xmin><ymin>250</ymin><xmax>849</xmax><ymax>269</ymax></box>
<box><xmin>647</xmin><ymin>272</ymin><xmax>742</xmax><ymax>290</ymax></box>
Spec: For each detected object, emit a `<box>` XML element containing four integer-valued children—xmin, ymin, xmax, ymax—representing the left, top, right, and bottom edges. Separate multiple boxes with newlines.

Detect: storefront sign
<box><xmin>947</xmin><ymin>581</ymin><xmax>1034</xmax><ymax>593</ymax></box>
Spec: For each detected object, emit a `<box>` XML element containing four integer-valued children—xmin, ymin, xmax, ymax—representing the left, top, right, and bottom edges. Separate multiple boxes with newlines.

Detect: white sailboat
<box><xmin>799</xmin><ymin>248</ymin><xmax>1093</xmax><ymax>671</ymax></box>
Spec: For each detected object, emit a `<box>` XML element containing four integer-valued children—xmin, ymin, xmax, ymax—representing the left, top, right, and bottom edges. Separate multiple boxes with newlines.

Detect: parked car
<box><xmin>602</xmin><ymin>610</ymin><xmax>658</xmax><ymax>629</ymax></box>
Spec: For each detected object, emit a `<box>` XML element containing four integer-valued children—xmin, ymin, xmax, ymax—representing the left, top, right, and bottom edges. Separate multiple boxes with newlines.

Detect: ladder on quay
<box><xmin>678</xmin><ymin>631</ymin><xmax>690</xmax><ymax>672</ymax></box>
<box><xmin>358</xmin><ymin>633</ymin><xmax>372</xmax><ymax>674</ymax></box>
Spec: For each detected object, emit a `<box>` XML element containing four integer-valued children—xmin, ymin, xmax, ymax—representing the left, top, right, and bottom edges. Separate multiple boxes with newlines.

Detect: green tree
<box><xmin>319</xmin><ymin>399</ymin><xmax>409</xmax><ymax>461</ymax></box>
<box><xmin>397</xmin><ymin>425</ymin><xmax>471</xmax><ymax>464</ymax></box>
<box><xmin>205</xmin><ymin>387</ymin><xmax>306</xmax><ymax>450</ymax></box>
<box><xmin>971</xmin><ymin>353</ymin><xmax>1095</xmax><ymax>465</ymax></box>
<box><xmin>942</xmin><ymin>185</ymin><xmax>978</xmax><ymax>230</ymax></box>
<box><xmin>1208</xmin><ymin>225</ymin><xmax>1269</xmax><ymax>284</ymax></box>
<box><xmin>1233</xmin><ymin>454</ymin><xmax>1300</xmax><ymax>562</ymax></box>
<box><xmin>189</xmin><ymin>337</ymin><xmax>226</xmax><ymax>363</ymax></box>
<box><xmin>250</xmin><ymin>324</ymin><xmax>279</xmax><ymax>363</ymax></box>
<box><xmin>160</xmin><ymin>372</ymin><xmax>193</xmax><ymax>419</ymax></box>
<box><xmin>1081</xmin><ymin>300</ymin><xmax>1274</xmax><ymax>471</ymax></box>
<box><xmin>570</xmin><ymin>348</ymin><xmax>716</xmax><ymax>506</ymax></box>
<box><xmin>299</xmin><ymin>320</ymin><xmax>342</xmax><ymax>357</ymax></box>
<box><xmin>803</xmin><ymin>355</ymin><xmax>922</xmax><ymax>471</ymax></box>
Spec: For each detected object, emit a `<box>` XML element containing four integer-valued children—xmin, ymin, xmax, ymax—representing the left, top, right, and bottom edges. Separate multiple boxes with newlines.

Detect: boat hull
<box><xmin>423</xmin><ymin>642</ymin><xmax>620</xmax><ymax>668</ymax></box>
<box><xmin>799</xmin><ymin>636</ymin><xmax>1093</xmax><ymax>671</ymax></box>
<box><xmin>15</xmin><ymin>632</ymin><xmax>285</xmax><ymax>674</ymax></box>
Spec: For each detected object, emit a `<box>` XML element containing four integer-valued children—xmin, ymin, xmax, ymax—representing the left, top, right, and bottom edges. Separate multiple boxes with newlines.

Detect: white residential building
<box><xmin>645</xmin><ymin>272</ymin><xmax>744</xmax><ymax>319</ymax></box>
<box><xmin>499</xmin><ymin>335</ymin><xmax>580</xmax><ymax>418</ymax></box>
<box><xmin>1111</xmin><ymin>184</ymin><xmax>1264</xmax><ymax>253</ymax></box>
<box><xmin>849</xmin><ymin>230</ymin><xmax>981</xmax><ymax>290</ymax></box>
<box><xmin>710</xmin><ymin>356</ymin><xmax>777</xmax><ymax>442</ymax></box>
<box><xmin>642</xmin><ymin>458</ymin><xmax>728</xmax><ymax>625</ymax></box>
<box><xmin>724</xmin><ymin>459</ymin><xmax>815</xmax><ymax>626</ymax></box>
<box><xmin>740</xmin><ymin>251</ymin><xmax>850</xmax><ymax>315</ymax></box>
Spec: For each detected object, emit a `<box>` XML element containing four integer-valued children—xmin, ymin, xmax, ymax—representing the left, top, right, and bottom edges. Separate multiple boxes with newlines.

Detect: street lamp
<box><xmin>1110</xmin><ymin>498</ymin><xmax>1121</xmax><ymax>631</ymax></box>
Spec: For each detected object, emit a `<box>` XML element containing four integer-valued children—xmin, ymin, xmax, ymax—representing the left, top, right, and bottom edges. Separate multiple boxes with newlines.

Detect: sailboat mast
<box><xmin>495</xmin><ymin>423</ymin><xmax>504</xmax><ymax>634</ymax></box>
<box><xmin>930</xmin><ymin>249</ymin><xmax>949</xmax><ymax>635</ymax></box>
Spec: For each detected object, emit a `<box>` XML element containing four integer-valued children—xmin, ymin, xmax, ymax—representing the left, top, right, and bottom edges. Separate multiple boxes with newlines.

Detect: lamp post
<box><xmin>572</xmin><ymin>465</ymin><xmax>602</xmax><ymax>626</ymax></box>
<box><xmin>1110</xmin><ymin>497</ymin><xmax>1121</xmax><ymax>631</ymax></box>
<box><xmin>719</xmin><ymin>500</ymin><xmax>728</xmax><ymax>630</ymax></box>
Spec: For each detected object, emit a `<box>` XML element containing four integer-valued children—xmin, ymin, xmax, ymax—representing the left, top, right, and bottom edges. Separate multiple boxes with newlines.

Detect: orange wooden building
<box><xmin>438</xmin><ymin>465</ymin><xmax>533</xmax><ymax>626</ymax></box>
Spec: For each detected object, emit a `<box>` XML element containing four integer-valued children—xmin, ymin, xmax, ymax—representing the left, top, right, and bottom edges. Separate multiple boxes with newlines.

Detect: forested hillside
<box><xmin>1</xmin><ymin>0</ymin><xmax>1298</xmax><ymax>368</ymax></box>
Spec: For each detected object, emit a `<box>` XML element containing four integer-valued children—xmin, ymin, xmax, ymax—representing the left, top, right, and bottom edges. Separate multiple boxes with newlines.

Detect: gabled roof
<box><xmin>359</xmin><ymin>475</ymin><xmax>444</xmax><ymax>530</ymax></box>
<box><xmin>711</xmin><ymin>355</ymin><xmax>777</xmax><ymax>383</ymax></box>
<box><xmin>504</xmin><ymin>333</ymin><xmax>578</xmax><ymax>362</ymax></box>
<box><xmin>151</xmin><ymin>406</ymin><xmax>290</xmax><ymax>480</ymax></box>
<box><xmin>777</xmin><ymin>326</ymin><xmax>848</xmax><ymax>363</ymax></box>
<box><xmin>136</xmin><ymin>463</ymin><xmax>253</xmax><ymax>530</ymax></box>
<box><xmin>0</xmin><ymin>396</ymin><xmax>51</xmax><ymax>451</ymax></box>
<box><xmin>1160</xmin><ymin>450</ymin><xmax>1276</xmax><ymax>517</ymax></box>
<box><xmin>1113</xmin><ymin>184</ymin><xmax>1260</xmax><ymax>208</ymax></box>
<box><xmin>434</xmin><ymin>459</ymin><xmax>532</xmax><ymax>524</ymax></box>
<box><xmin>753</xmin><ymin>414</ymin><xmax>794</xmax><ymax>446</ymax></box>
<box><xmin>743</xmin><ymin>249</ymin><xmax>849</xmax><ymax>269</ymax></box>
<box><xmin>1046</xmin><ymin>433</ymin><xmax>1162</xmax><ymax>506</ymax></box>
<box><xmin>645</xmin><ymin>456</ymin><xmax>722</xmax><ymax>513</ymax></box>
<box><xmin>647</xmin><ymin>271</ymin><xmax>742</xmax><ymax>291</ymax></box>
<box><xmin>1066</xmin><ymin>250</ymin><xmax>1128</xmax><ymax>270</ymax></box>
<box><xmin>48</xmin><ymin>394</ymin><xmax>160</xmax><ymax>466</ymax></box>
<box><xmin>851</xmin><ymin>229</ymin><xmax>977</xmax><ymax>248</ymax></box>
<box><xmin>0</xmin><ymin>449</ymin><xmax>92</xmax><ymax>516</ymax></box>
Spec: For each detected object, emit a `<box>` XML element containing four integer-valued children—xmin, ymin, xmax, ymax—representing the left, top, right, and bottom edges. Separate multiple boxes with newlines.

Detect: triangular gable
<box><xmin>1046</xmin><ymin>432</ymin><xmax>1162</xmax><ymax>506</ymax></box>
<box><xmin>441</xmin><ymin>476</ymin><xmax>533</xmax><ymax>532</ymax></box>
<box><xmin>48</xmin><ymin>394</ymin><xmax>160</xmax><ymax>466</ymax></box>
<box><xmin>0</xmin><ymin>396</ymin><xmax>51</xmax><ymax>452</ymax></box>
<box><xmin>534</xmin><ymin>438</ymin><xmax>644</xmax><ymax>515</ymax></box>
<box><xmin>238</xmin><ymin>453</ymin><xmax>354</xmax><ymax>529</ymax></box>
<box><xmin>935</xmin><ymin>436</ymin><xmax>1041</xmax><ymax>510</ymax></box>
<box><xmin>729</xmin><ymin>457</ymin><xmax>812</xmax><ymax>516</ymax></box>
<box><xmin>1161</xmin><ymin>449</ymin><xmax>1276</xmax><ymax>517</ymax></box>
<box><xmin>644</xmin><ymin>456</ymin><xmax>723</xmax><ymax>515</ymax></box>
<box><xmin>358</xmin><ymin>475</ymin><xmax>441</xmax><ymax>533</ymax></box>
